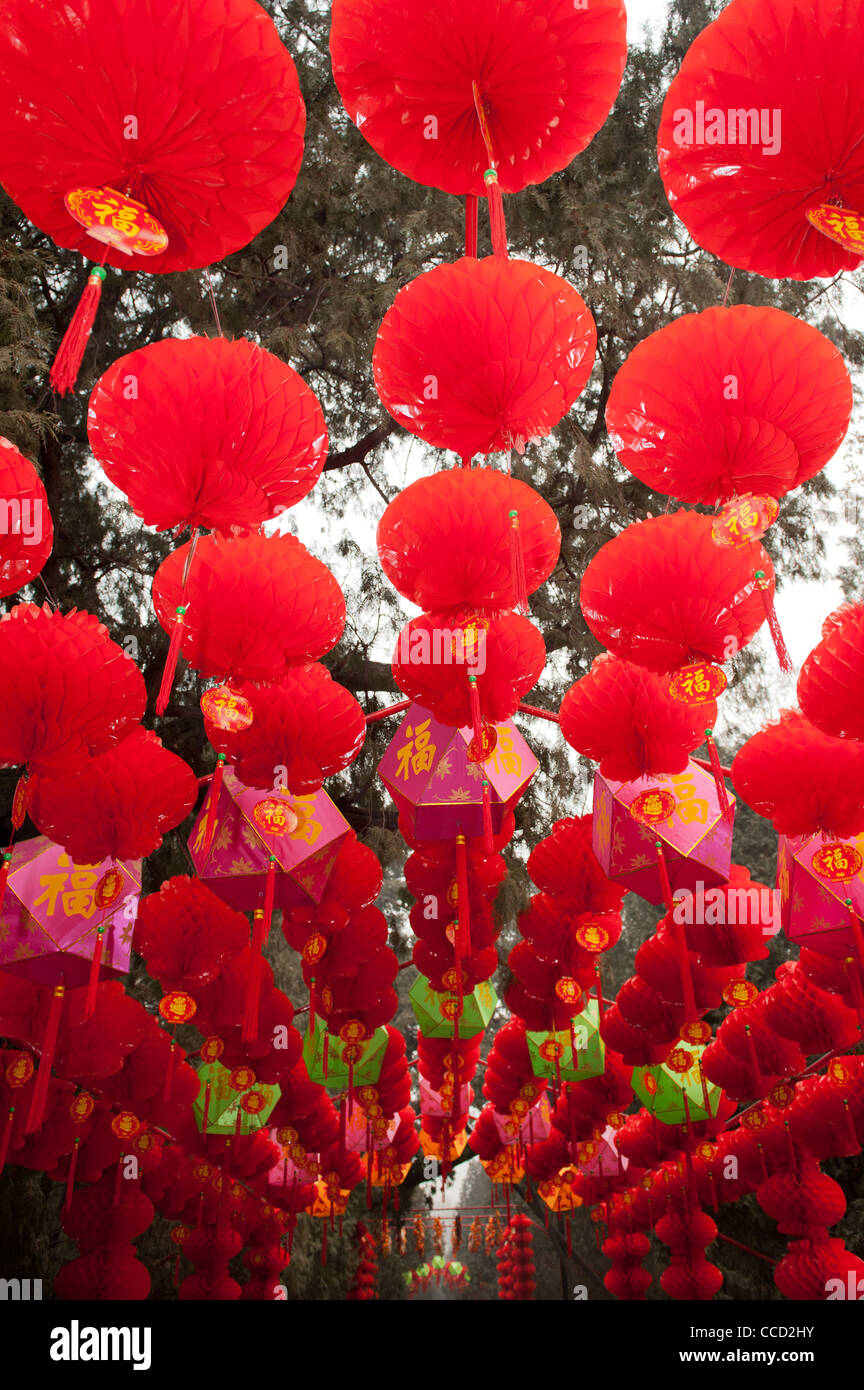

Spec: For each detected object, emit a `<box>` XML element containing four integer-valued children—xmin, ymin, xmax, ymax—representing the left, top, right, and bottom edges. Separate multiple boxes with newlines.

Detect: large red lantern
<box><xmin>560</xmin><ymin>654</ymin><xmax>715</xmax><ymax>782</ymax></box>
<box><xmin>605</xmin><ymin>306</ymin><xmax>852</xmax><ymax>505</ymax></box>
<box><xmin>392</xmin><ymin>608</ymin><xmax>545</xmax><ymax>728</ymax></box>
<box><xmin>377</xmin><ymin>468</ymin><xmax>559</xmax><ymax>611</ymax></box>
<box><xmin>88</xmin><ymin>338</ymin><xmax>327</xmax><ymax>533</ymax></box>
<box><xmin>0</xmin><ymin>0</ymin><xmax>306</xmax><ymax>391</ymax></box>
<box><xmin>658</xmin><ymin>0</ymin><xmax>864</xmax><ymax>280</ymax></box>
<box><xmin>797</xmin><ymin>603</ymin><xmax>864</xmax><ymax>741</ymax></box>
<box><xmin>0</xmin><ymin>437</ymin><xmax>53</xmax><ymax>598</ymax></box>
<box><xmin>0</xmin><ymin>604</ymin><xmax>145</xmax><ymax>775</ymax></box>
<box><xmin>580</xmin><ymin>511</ymin><xmax>774</xmax><ymax>673</ymax></box>
<box><xmin>373</xmin><ymin>257</ymin><xmax>596</xmax><ymax>459</ymax></box>
<box><xmin>732</xmin><ymin>710</ymin><xmax>864</xmax><ymax>840</ymax></box>
<box><xmin>204</xmin><ymin>665</ymin><xmax>365</xmax><ymax>793</ymax></box>
<box><xmin>151</xmin><ymin>532</ymin><xmax>345</xmax><ymax>696</ymax></box>
<box><xmin>27</xmin><ymin>729</ymin><xmax>197</xmax><ymax>864</ymax></box>
<box><xmin>330</xmin><ymin>0</ymin><xmax>626</xmax><ymax>196</ymax></box>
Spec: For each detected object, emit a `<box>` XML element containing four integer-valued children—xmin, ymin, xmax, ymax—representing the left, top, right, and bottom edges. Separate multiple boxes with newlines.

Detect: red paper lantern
<box><xmin>0</xmin><ymin>437</ymin><xmax>53</xmax><ymax>597</ymax></box>
<box><xmin>373</xmin><ymin>257</ymin><xmax>596</xmax><ymax>458</ymax></box>
<box><xmin>392</xmin><ymin>608</ymin><xmax>545</xmax><ymax>727</ymax></box>
<box><xmin>88</xmin><ymin>337</ymin><xmax>327</xmax><ymax>533</ymax></box>
<box><xmin>330</xmin><ymin>0</ymin><xmax>627</xmax><ymax>195</ymax></box>
<box><xmin>204</xmin><ymin>665</ymin><xmax>365</xmax><ymax>792</ymax></box>
<box><xmin>28</xmin><ymin>728</ymin><xmax>197</xmax><ymax>862</ymax></box>
<box><xmin>152</xmin><ymin>532</ymin><xmax>346</xmax><ymax>684</ymax></box>
<box><xmin>0</xmin><ymin>604</ymin><xmax>145</xmax><ymax>775</ymax></box>
<box><xmin>377</xmin><ymin>468</ymin><xmax>559</xmax><ymax>611</ymax></box>
<box><xmin>606</xmin><ymin>306</ymin><xmax>852</xmax><ymax>504</ymax></box>
<box><xmin>560</xmin><ymin>654</ymin><xmax>715</xmax><ymax>782</ymax></box>
<box><xmin>658</xmin><ymin>0</ymin><xmax>864</xmax><ymax>280</ymax></box>
<box><xmin>580</xmin><ymin>511</ymin><xmax>773</xmax><ymax>673</ymax></box>
<box><xmin>0</xmin><ymin>0</ymin><xmax>305</xmax><ymax>276</ymax></box>
<box><xmin>732</xmin><ymin>709</ymin><xmax>864</xmax><ymax>838</ymax></box>
<box><xmin>798</xmin><ymin>602</ymin><xmax>864</xmax><ymax>741</ymax></box>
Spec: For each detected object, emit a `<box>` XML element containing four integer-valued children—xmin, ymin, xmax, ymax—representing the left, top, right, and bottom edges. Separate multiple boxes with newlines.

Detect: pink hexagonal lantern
<box><xmin>0</xmin><ymin>835</ymin><xmax>140</xmax><ymax>986</ymax></box>
<box><xmin>592</xmin><ymin>759</ymin><xmax>734</xmax><ymax>906</ymax></box>
<box><xmin>188</xmin><ymin>768</ymin><xmax>350</xmax><ymax>911</ymax></box>
<box><xmin>378</xmin><ymin>703</ymin><xmax>536</xmax><ymax>839</ymax></box>
<box><xmin>419</xmin><ymin>1076</ymin><xmax>472</xmax><ymax>1120</ymax></box>
<box><xmin>492</xmin><ymin>1092</ymin><xmax>552</xmax><ymax>1148</ymax></box>
<box><xmin>777</xmin><ymin>831</ymin><xmax>864</xmax><ymax>960</ymax></box>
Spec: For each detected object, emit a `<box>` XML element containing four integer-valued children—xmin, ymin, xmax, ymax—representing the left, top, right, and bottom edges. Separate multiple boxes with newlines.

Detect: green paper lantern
<box><xmin>409</xmin><ymin>974</ymin><xmax>497</xmax><ymax>1038</ymax></box>
<box><xmin>631</xmin><ymin>1041</ymin><xmax>721</xmax><ymax>1125</ymax></box>
<box><xmin>526</xmin><ymin>999</ymin><xmax>605</xmax><ymax>1081</ymax></box>
<box><xmin>192</xmin><ymin>1061</ymin><xmax>280</xmax><ymax>1136</ymax></box>
<box><xmin>302</xmin><ymin>1013</ymin><xmax>388</xmax><ymax>1089</ymax></box>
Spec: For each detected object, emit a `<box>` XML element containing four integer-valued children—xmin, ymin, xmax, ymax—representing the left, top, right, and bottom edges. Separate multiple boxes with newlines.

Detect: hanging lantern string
<box><xmin>203</xmin><ymin>267</ymin><xmax>223</xmax><ymax>337</ymax></box>
<box><xmin>471</xmin><ymin>80</ymin><xmax>508</xmax><ymax>258</ymax></box>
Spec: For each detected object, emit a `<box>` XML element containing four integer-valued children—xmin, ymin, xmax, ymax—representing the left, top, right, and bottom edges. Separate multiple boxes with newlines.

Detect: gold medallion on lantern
<box><xmin>64</xmin><ymin>186</ymin><xmax>169</xmax><ymax>256</ymax></box>
<box><xmin>159</xmin><ymin>990</ymin><xmax>197</xmax><ymax>1024</ymax></box>
<box><xmin>5</xmin><ymin>1054</ymin><xmax>34</xmax><ymax>1088</ymax></box>
<box><xmin>711</xmin><ymin>494</ymin><xmax>779</xmax><ymax>549</ymax></box>
<box><xmin>252</xmin><ymin>795</ymin><xmax>299</xmax><ymax>837</ymax></box>
<box><xmin>111</xmin><ymin>1111</ymin><xmax>141</xmax><ymax>1142</ymax></box>
<box><xmin>811</xmin><ymin>842</ymin><xmax>863</xmax><ymax>882</ymax></box>
<box><xmin>630</xmin><ymin>788</ymin><xmax>677</xmax><ymax>823</ymax></box>
<box><xmin>722</xmin><ymin>980</ymin><xmax>758</xmax><ymax>1008</ymax></box>
<box><xmin>668</xmin><ymin>662</ymin><xmax>727</xmax><ymax>706</ymax></box>
<box><xmin>95</xmin><ymin>866</ymin><xmax>124</xmax><ymax>908</ymax></box>
<box><xmin>201</xmin><ymin>684</ymin><xmax>254</xmax><ymax>732</ymax></box>
<box><xmin>200</xmin><ymin>1036</ymin><xmax>224</xmax><ymax>1064</ymax></box>
<box><xmin>555</xmin><ymin>977</ymin><xmax>583</xmax><ymax>1006</ymax></box>
<box><xmin>70</xmin><ymin>1092</ymin><xmax>95</xmax><ymax>1124</ymax></box>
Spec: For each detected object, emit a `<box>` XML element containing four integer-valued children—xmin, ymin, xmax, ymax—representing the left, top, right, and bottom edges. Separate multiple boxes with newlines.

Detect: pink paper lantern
<box><xmin>592</xmin><ymin>760</ymin><xmax>734</xmax><ymax>906</ymax></box>
<box><xmin>378</xmin><ymin>703</ymin><xmax>537</xmax><ymax>839</ymax></box>
<box><xmin>777</xmin><ymin>831</ymin><xmax>864</xmax><ymax>960</ymax></box>
<box><xmin>0</xmin><ymin>835</ymin><xmax>140</xmax><ymax>986</ymax></box>
<box><xmin>188</xmin><ymin>769</ymin><xmax>350</xmax><ymax>910</ymax></box>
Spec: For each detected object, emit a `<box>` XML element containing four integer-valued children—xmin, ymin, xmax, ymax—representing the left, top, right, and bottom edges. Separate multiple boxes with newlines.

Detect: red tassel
<box><xmin>845</xmin><ymin>899</ymin><xmax>864</xmax><ymax>972</ymax></box>
<box><xmin>0</xmin><ymin>851</ymin><xmax>11</xmax><ymax>916</ymax></box>
<box><xmin>755</xmin><ymin>570</ymin><xmax>793</xmax><ymax>673</ymax></box>
<box><xmin>49</xmin><ymin>265</ymin><xmax>107</xmax><ymax>396</ymax></box>
<box><xmin>26</xmin><ymin>984</ymin><xmax>64</xmax><ymax>1133</ymax></box>
<box><xmin>455</xmin><ymin>834</ymin><xmax>471</xmax><ymax>957</ymax></box>
<box><xmin>465</xmin><ymin>194</ymin><xmax>478</xmax><ymax>257</ymax></box>
<box><xmin>0</xmin><ymin>1106</ymin><xmax>14</xmax><ymax>1178</ymax></box>
<box><xmin>262</xmin><ymin>854</ymin><xmax>277</xmax><ymax>938</ymax></box>
<box><xmin>844</xmin><ymin>953</ymin><xmax>864</xmax><ymax>1035</ymax></box>
<box><xmin>704</xmin><ymin>729</ymin><xmax>732</xmax><ymax>818</ymax></box>
<box><xmin>84</xmin><ymin>926</ymin><xmax>105</xmax><ymax>1022</ymax></box>
<box><xmin>744</xmin><ymin>1022</ymin><xmax>765</xmax><ymax>1095</ymax></box>
<box><xmin>163</xmin><ymin>1041</ymin><xmax>177</xmax><ymax>1102</ymax></box>
<box><xmin>201</xmin><ymin>1081</ymin><xmax>211</xmax><ymax>1144</ymax></box>
<box><xmin>509</xmin><ymin>510</ymin><xmax>529</xmax><ymax>614</ymax></box>
<box><xmin>307</xmin><ymin>977</ymin><xmax>317</xmax><ymax>1041</ymax></box>
<box><xmin>242</xmin><ymin>906</ymin><xmax>268</xmax><ymax>1044</ymax></box>
<box><xmin>199</xmin><ymin>754</ymin><xmax>226</xmax><ymax>858</ymax></box>
<box><xmin>155</xmin><ymin>605</ymin><xmax>188</xmax><ymax>716</ymax></box>
<box><xmin>467</xmin><ymin>674</ymin><xmax>483</xmax><ymax>753</ymax></box>
<box><xmin>63</xmin><ymin>1136</ymin><xmax>81</xmax><ymax>1211</ymax></box>
<box><xmin>671</xmin><ymin>910</ymin><xmax>698</xmax><ymax>1021</ymax></box>
<box><xmin>483</xmin><ymin>168</ymin><xmax>508</xmax><ymax>258</ymax></box>
<box><xmin>654</xmin><ymin>840</ymin><xmax>675</xmax><ymax>912</ymax></box>
<box><xmin>594</xmin><ymin>959</ymin><xmax>604</xmax><ymax>1019</ymax></box>
<box><xmin>481</xmin><ymin>779</ymin><xmax>494</xmax><ymax>854</ymax></box>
